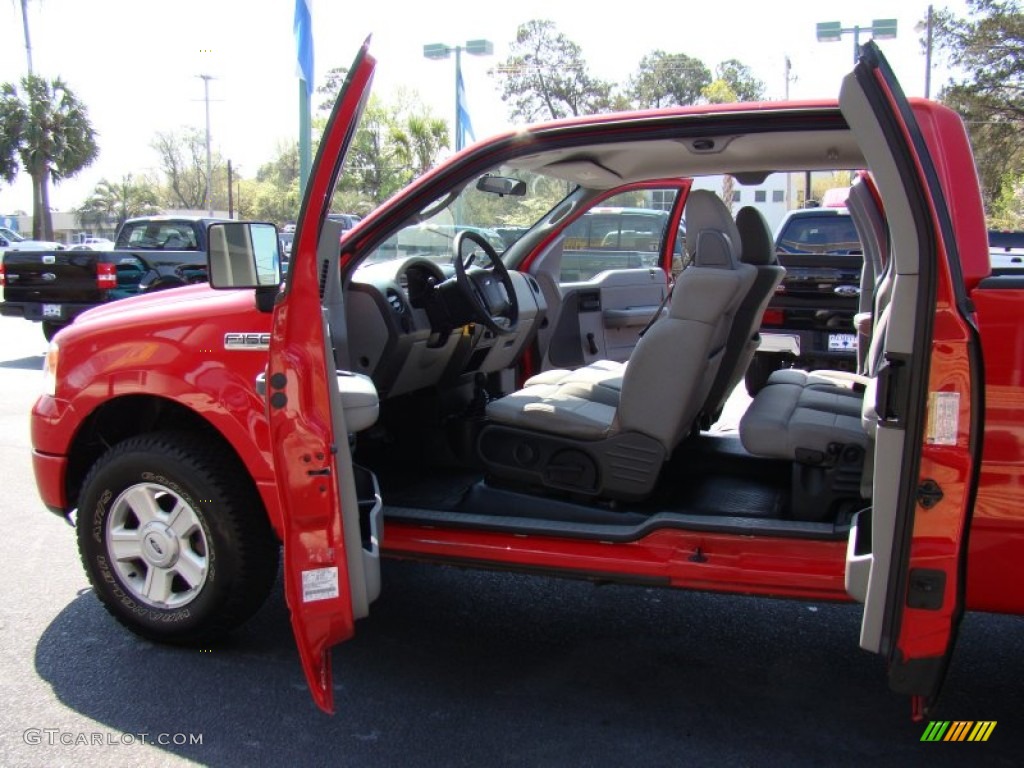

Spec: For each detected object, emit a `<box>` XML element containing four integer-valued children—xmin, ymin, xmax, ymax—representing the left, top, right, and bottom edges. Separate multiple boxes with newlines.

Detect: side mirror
<box><xmin>207</xmin><ymin>222</ymin><xmax>282</xmax><ymax>289</ymax></box>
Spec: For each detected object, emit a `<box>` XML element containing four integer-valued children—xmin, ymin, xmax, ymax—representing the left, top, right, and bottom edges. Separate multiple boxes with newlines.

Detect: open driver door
<box><xmin>265</xmin><ymin>40</ymin><xmax>381</xmax><ymax>714</ymax></box>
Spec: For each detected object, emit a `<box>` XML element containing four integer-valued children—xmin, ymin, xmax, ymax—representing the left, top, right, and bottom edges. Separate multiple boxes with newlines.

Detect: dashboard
<box><xmin>345</xmin><ymin>257</ymin><xmax>546</xmax><ymax>399</ymax></box>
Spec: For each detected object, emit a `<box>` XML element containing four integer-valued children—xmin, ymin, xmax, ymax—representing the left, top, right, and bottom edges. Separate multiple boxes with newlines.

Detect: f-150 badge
<box><xmin>224</xmin><ymin>332</ymin><xmax>271</xmax><ymax>351</ymax></box>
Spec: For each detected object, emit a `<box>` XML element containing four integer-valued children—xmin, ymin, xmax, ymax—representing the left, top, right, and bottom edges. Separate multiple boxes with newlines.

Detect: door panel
<box><xmin>839</xmin><ymin>42</ymin><xmax>982</xmax><ymax>718</ymax></box>
<box><xmin>266</xmin><ymin>40</ymin><xmax>378</xmax><ymax>715</ymax></box>
<box><xmin>532</xmin><ymin>184</ymin><xmax>686</xmax><ymax>370</ymax></box>
<box><xmin>558</xmin><ymin>269</ymin><xmax>669</xmax><ymax>366</ymax></box>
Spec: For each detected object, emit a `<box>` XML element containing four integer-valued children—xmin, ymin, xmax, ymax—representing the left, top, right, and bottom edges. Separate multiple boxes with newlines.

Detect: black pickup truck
<box><xmin>744</xmin><ymin>206</ymin><xmax>863</xmax><ymax>394</ymax></box>
<box><xmin>0</xmin><ymin>215</ymin><xmax>225</xmax><ymax>339</ymax></box>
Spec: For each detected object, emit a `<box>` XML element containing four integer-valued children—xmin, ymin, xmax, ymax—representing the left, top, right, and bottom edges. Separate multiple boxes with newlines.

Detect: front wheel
<box><xmin>76</xmin><ymin>431</ymin><xmax>280</xmax><ymax>644</ymax></box>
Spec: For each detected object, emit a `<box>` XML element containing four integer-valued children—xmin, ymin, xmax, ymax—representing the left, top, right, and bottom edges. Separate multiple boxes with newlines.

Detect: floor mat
<box><xmin>675</xmin><ymin>474</ymin><xmax>787</xmax><ymax>518</ymax></box>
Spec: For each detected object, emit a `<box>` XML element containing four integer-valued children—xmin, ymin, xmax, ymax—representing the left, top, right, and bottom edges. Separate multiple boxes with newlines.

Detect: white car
<box><xmin>70</xmin><ymin>237</ymin><xmax>115</xmax><ymax>251</ymax></box>
<box><xmin>0</xmin><ymin>226</ymin><xmax>63</xmax><ymax>251</ymax></box>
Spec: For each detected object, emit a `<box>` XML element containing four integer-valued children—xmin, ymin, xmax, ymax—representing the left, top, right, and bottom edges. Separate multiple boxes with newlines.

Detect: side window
<box><xmin>559</xmin><ymin>188</ymin><xmax>678</xmax><ymax>282</ymax></box>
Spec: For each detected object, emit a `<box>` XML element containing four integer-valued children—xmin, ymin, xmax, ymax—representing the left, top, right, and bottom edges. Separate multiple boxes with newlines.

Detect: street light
<box><xmin>816</xmin><ymin>19</ymin><xmax>897</xmax><ymax>64</ymax></box>
<box><xmin>423</xmin><ymin>39</ymin><xmax>493</xmax><ymax>152</ymax></box>
<box><xmin>197</xmin><ymin>74</ymin><xmax>215</xmax><ymax>216</ymax></box>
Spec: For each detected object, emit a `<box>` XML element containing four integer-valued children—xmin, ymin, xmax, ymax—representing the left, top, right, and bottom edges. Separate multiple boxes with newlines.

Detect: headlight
<box><xmin>42</xmin><ymin>341</ymin><xmax>59</xmax><ymax>397</ymax></box>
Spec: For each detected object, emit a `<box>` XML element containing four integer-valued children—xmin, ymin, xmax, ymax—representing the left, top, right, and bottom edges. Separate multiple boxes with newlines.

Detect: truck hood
<box><xmin>59</xmin><ymin>283</ymin><xmax>269</xmax><ymax>340</ymax></box>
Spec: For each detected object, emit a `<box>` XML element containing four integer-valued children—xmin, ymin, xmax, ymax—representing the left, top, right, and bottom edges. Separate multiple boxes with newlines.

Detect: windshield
<box><xmin>362</xmin><ymin>167</ymin><xmax>574</xmax><ymax>267</ymax></box>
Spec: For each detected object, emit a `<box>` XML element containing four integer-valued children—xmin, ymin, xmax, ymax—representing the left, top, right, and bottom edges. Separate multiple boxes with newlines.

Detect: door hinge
<box><xmin>916</xmin><ymin>479</ymin><xmax>943</xmax><ymax>509</ymax></box>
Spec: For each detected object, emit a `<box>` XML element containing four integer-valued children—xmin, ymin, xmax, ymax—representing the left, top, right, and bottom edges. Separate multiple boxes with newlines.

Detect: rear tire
<box><xmin>76</xmin><ymin>431</ymin><xmax>280</xmax><ymax>645</ymax></box>
<box><xmin>42</xmin><ymin>321</ymin><xmax>66</xmax><ymax>342</ymax></box>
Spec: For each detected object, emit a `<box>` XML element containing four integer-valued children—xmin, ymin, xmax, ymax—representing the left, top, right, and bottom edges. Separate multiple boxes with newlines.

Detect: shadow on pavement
<box><xmin>0</xmin><ymin>354</ymin><xmax>44</xmax><ymax>370</ymax></box>
<box><xmin>35</xmin><ymin>560</ymin><xmax>1024</xmax><ymax>767</ymax></box>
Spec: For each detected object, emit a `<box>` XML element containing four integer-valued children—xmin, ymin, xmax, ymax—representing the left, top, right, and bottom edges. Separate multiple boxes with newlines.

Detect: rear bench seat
<box><xmin>738</xmin><ymin>303</ymin><xmax>889</xmax><ymax>522</ymax></box>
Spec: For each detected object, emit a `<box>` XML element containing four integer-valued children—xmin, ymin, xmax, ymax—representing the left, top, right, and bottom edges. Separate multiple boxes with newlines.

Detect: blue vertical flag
<box><xmin>456</xmin><ymin>68</ymin><xmax>475</xmax><ymax>149</ymax></box>
<box><xmin>294</xmin><ymin>0</ymin><xmax>314</xmax><ymax>96</ymax></box>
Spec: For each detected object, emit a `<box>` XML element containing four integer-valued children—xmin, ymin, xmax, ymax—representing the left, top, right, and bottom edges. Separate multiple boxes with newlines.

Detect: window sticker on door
<box><xmin>301</xmin><ymin>566</ymin><xmax>339</xmax><ymax>602</ymax></box>
<box><xmin>926</xmin><ymin>391</ymin><xmax>960</xmax><ymax>446</ymax></box>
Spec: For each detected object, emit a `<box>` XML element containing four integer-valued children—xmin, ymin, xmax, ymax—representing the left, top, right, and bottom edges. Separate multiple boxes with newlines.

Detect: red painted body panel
<box><xmin>967</xmin><ymin>285</ymin><xmax>1024</xmax><ymax>613</ymax></box>
<box><xmin>382</xmin><ymin>524</ymin><xmax>850</xmax><ymax>602</ymax></box>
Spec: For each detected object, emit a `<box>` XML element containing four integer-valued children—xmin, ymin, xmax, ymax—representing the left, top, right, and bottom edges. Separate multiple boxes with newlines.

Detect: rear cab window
<box><xmin>776</xmin><ymin>212</ymin><xmax>861</xmax><ymax>255</ymax></box>
<box><xmin>116</xmin><ymin>221</ymin><xmax>199</xmax><ymax>250</ymax></box>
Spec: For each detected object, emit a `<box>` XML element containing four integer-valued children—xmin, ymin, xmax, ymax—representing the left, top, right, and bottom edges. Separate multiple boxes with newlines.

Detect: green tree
<box><xmin>627</xmin><ymin>51</ymin><xmax>711</xmax><ymax>108</ymax></box>
<box><xmin>493</xmin><ymin>19</ymin><xmax>616</xmax><ymax>121</ymax></box>
<box><xmin>929</xmin><ymin>0</ymin><xmax>1024</xmax><ymax>218</ymax></box>
<box><xmin>238</xmin><ymin>141</ymin><xmax>301</xmax><ymax>226</ymax></box>
<box><xmin>0</xmin><ymin>75</ymin><xmax>99</xmax><ymax>239</ymax></box>
<box><xmin>989</xmin><ymin>171</ymin><xmax>1024</xmax><ymax>229</ymax></box>
<box><xmin>391</xmin><ymin>112</ymin><xmax>449</xmax><ymax>178</ymax></box>
<box><xmin>316</xmin><ymin>66</ymin><xmax>349</xmax><ymax>114</ymax></box>
<box><xmin>152</xmin><ymin>127</ymin><xmax>229</xmax><ymax>211</ymax></box>
<box><xmin>714</xmin><ymin>59</ymin><xmax>766</xmax><ymax>101</ymax></box>
<box><xmin>77</xmin><ymin>175</ymin><xmax>160</xmax><ymax>232</ymax></box>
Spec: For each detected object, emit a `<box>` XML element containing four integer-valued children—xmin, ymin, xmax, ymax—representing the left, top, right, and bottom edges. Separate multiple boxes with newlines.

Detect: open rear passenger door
<box><xmin>839</xmin><ymin>42</ymin><xmax>983</xmax><ymax>719</ymax></box>
<box><xmin>265</xmin><ymin>40</ymin><xmax>380</xmax><ymax>714</ymax></box>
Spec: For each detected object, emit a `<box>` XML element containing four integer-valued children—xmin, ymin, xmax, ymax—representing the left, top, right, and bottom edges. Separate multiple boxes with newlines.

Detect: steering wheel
<box><xmin>452</xmin><ymin>230</ymin><xmax>519</xmax><ymax>335</ymax></box>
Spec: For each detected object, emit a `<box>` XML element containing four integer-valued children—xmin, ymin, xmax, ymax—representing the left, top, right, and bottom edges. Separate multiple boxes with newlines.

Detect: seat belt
<box><xmin>638</xmin><ymin>251</ymin><xmax>691</xmax><ymax>337</ymax></box>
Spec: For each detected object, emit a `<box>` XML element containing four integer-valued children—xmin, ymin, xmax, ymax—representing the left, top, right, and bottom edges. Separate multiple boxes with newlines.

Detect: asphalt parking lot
<box><xmin>0</xmin><ymin>314</ymin><xmax>1022</xmax><ymax>768</ymax></box>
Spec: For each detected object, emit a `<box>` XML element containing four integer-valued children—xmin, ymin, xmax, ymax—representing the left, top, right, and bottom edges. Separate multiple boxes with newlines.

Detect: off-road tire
<box><xmin>76</xmin><ymin>431</ymin><xmax>280</xmax><ymax>645</ymax></box>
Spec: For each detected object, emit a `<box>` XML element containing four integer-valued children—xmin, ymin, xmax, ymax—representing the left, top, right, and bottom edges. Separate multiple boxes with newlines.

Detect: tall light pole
<box><xmin>423</xmin><ymin>39</ymin><xmax>493</xmax><ymax>152</ymax></box>
<box><xmin>816</xmin><ymin>19</ymin><xmax>898</xmax><ymax>65</ymax></box>
<box><xmin>198</xmin><ymin>74</ymin><xmax>215</xmax><ymax>216</ymax></box>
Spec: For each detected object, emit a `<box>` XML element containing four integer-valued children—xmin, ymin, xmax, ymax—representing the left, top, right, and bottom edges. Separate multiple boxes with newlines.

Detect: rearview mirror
<box><xmin>476</xmin><ymin>175</ymin><xmax>527</xmax><ymax>197</ymax></box>
<box><xmin>207</xmin><ymin>222</ymin><xmax>282</xmax><ymax>289</ymax></box>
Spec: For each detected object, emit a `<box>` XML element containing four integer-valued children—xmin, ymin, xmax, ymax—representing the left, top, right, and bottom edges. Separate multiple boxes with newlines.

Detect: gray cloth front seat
<box><xmin>480</xmin><ymin>191</ymin><xmax>756</xmax><ymax>500</ymax></box>
<box><xmin>518</xmin><ymin>191</ymin><xmax>758</xmax><ymax>408</ymax></box>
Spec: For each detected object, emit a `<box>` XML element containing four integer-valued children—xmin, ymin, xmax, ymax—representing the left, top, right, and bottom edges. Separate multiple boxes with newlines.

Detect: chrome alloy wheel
<box><xmin>104</xmin><ymin>482</ymin><xmax>209</xmax><ymax>608</ymax></box>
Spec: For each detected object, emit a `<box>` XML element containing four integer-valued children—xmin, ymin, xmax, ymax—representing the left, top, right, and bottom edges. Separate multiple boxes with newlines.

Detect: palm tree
<box><xmin>77</xmin><ymin>176</ymin><xmax>160</xmax><ymax>233</ymax></box>
<box><xmin>0</xmin><ymin>75</ymin><xmax>99</xmax><ymax>239</ymax></box>
<box><xmin>392</xmin><ymin>114</ymin><xmax>450</xmax><ymax>179</ymax></box>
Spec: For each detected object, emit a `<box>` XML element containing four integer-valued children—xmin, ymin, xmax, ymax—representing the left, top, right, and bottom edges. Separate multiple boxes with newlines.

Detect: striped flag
<box><xmin>456</xmin><ymin>68</ymin><xmax>475</xmax><ymax>149</ymax></box>
<box><xmin>294</xmin><ymin>0</ymin><xmax>314</xmax><ymax>95</ymax></box>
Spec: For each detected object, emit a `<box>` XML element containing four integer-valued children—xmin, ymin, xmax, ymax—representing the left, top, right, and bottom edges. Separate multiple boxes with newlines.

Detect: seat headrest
<box><xmin>735</xmin><ymin>206</ymin><xmax>777</xmax><ymax>266</ymax></box>
<box><xmin>684</xmin><ymin>190</ymin><xmax>741</xmax><ymax>269</ymax></box>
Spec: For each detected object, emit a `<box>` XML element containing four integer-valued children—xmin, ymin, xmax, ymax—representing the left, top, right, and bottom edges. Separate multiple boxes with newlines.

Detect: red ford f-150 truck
<box><xmin>29</xmin><ymin>41</ymin><xmax>1023</xmax><ymax>720</ymax></box>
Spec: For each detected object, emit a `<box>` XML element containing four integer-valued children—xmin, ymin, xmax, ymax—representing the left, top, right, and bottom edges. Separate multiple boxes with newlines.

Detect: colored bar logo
<box><xmin>920</xmin><ymin>721</ymin><xmax>996</xmax><ymax>742</ymax></box>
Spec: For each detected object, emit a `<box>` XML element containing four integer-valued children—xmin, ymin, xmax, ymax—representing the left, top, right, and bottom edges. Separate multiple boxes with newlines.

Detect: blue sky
<box><xmin>0</xmin><ymin>0</ymin><xmax>967</xmax><ymax>215</ymax></box>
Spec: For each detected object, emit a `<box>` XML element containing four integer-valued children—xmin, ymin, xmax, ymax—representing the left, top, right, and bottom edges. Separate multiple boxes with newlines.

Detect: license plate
<box><xmin>828</xmin><ymin>332</ymin><xmax>857</xmax><ymax>351</ymax></box>
<box><xmin>42</xmin><ymin>304</ymin><xmax>62</xmax><ymax>319</ymax></box>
